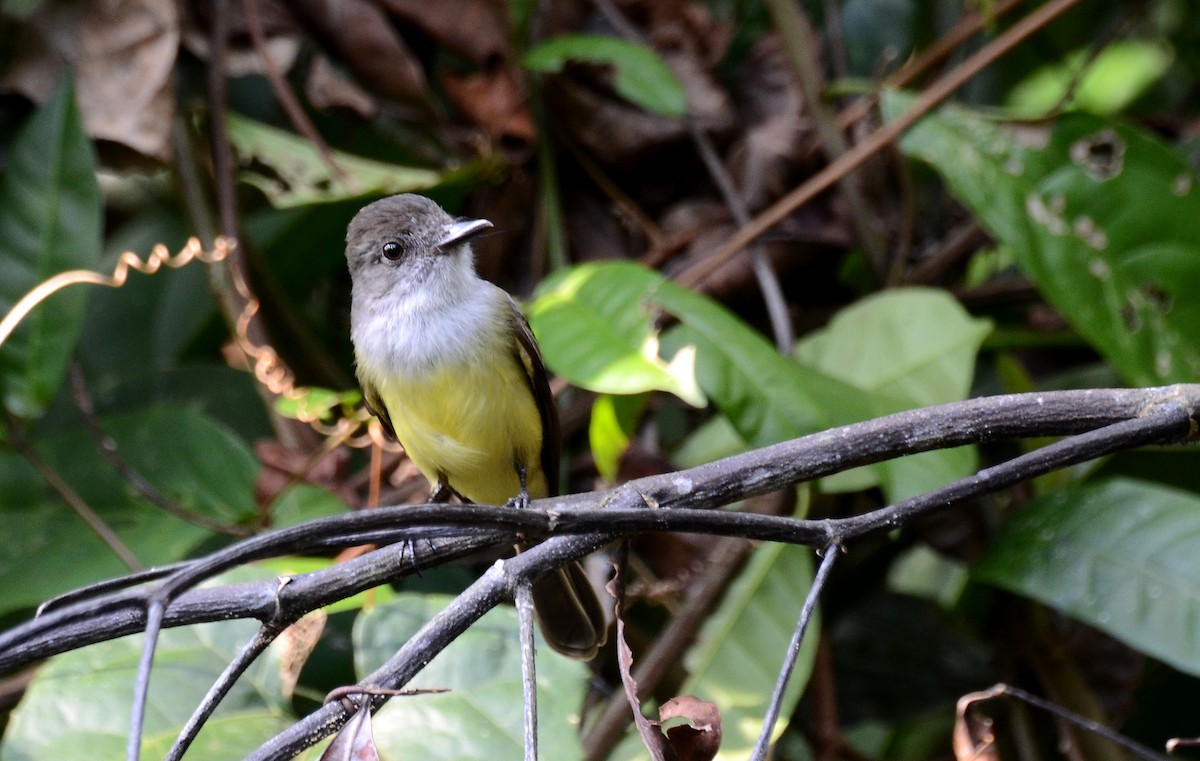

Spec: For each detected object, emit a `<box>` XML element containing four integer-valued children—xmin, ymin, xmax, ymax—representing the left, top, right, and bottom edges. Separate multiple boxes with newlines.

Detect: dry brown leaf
<box><xmin>279</xmin><ymin>610</ymin><xmax>328</xmax><ymax>700</ymax></box>
<box><xmin>289</xmin><ymin>0</ymin><xmax>431</xmax><ymax>110</ymax></box>
<box><xmin>441</xmin><ymin>64</ymin><xmax>536</xmax><ymax>146</ymax></box>
<box><xmin>610</xmin><ymin>547</ymin><xmax>675</xmax><ymax>761</ymax></box>
<box><xmin>254</xmin><ymin>439</ymin><xmax>356</xmax><ymax>508</ymax></box>
<box><xmin>319</xmin><ymin>703</ymin><xmax>380</xmax><ymax>761</ymax></box>
<box><xmin>3</xmin><ymin>0</ymin><xmax>179</xmax><ymax>161</ymax></box>
<box><xmin>726</xmin><ymin>33</ymin><xmax>811</xmax><ymax>211</ymax></box>
<box><xmin>660</xmin><ymin>695</ymin><xmax>722</xmax><ymax>761</ymax></box>
<box><xmin>306</xmin><ymin>54</ymin><xmax>377</xmax><ymax>119</ymax></box>
<box><xmin>376</xmin><ymin>0</ymin><xmax>510</xmax><ymax>66</ymax></box>
<box><xmin>954</xmin><ymin>688</ymin><xmax>1002</xmax><ymax>761</ymax></box>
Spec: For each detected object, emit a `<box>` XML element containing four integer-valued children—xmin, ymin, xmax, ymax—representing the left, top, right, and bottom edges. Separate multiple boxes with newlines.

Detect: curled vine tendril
<box><xmin>0</xmin><ymin>236</ymin><xmax>393</xmax><ymax>451</ymax></box>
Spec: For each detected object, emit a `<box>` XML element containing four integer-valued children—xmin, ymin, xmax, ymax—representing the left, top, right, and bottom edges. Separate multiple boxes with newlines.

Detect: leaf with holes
<box><xmin>886</xmin><ymin>91</ymin><xmax>1200</xmax><ymax>386</ymax></box>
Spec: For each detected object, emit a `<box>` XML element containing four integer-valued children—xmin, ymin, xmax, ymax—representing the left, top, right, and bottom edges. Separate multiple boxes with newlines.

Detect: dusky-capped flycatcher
<box><xmin>346</xmin><ymin>194</ymin><xmax>606</xmax><ymax>659</ymax></box>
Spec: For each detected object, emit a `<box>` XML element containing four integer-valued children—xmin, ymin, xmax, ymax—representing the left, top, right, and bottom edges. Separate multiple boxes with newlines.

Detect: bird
<box><xmin>345</xmin><ymin>193</ymin><xmax>606</xmax><ymax>659</ymax></box>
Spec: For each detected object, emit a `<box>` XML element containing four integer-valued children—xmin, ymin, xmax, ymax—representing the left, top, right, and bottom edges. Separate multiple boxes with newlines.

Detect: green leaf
<box><xmin>611</xmin><ymin>541</ymin><xmax>817</xmax><ymax>761</ymax></box>
<box><xmin>1005</xmin><ymin>41</ymin><xmax>1173</xmax><ymax>117</ymax></box>
<box><xmin>795</xmin><ymin>289</ymin><xmax>991</xmax><ymax>407</ymax></box>
<box><xmin>589</xmin><ymin>392</ymin><xmax>646</xmax><ymax>483</ymax></box>
<box><xmin>886</xmin><ymin>91</ymin><xmax>1200</xmax><ymax>385</ymax></box>
<box><xmin>975</xmin><ymin>479</ymin><xmax>1200</xmax><ymax>676</ymax></box>
<box><xmin>651</xmin><ymin>273</ymin><xmax>868</xmax><ymax>449</ymax></box>
<box><xmin>670</xmin><ymin>414</ymin><xmax>747</xmax><ymax>469</ymax></box>
<box><xmin>0</xmin><ymin>619</ymin><xmax>294</xmax><ymax>759</ymax></box>
<box><xmin>683</xmin><ymin>542</ymin><xmax>815</xmax><ymax>757</ymax></box>
<box><xmin>529</xmin><ymin>263</ymin><xmax>705</xmax><ymax>407</ymax></box>
<box><xmin>0</xmin><ymin>405</ymin><xmax>258</xmax><ymax>615</ymax></box>
<box><xmin>795</xmin><ymin>288</ymin><xmax>991</xmax><ymax>500</ymax></box>
<box><xmin>0</xmin><ymin>76</ymin><xmax>102</xmax><ymax>418</ymax></box>
<box><xmin>225</xmin><ymin>114</ymin><xmax>444</xmax><ymax>207</ymax></box>
<box><xmin>523</xmin><ymin>34</ymin><xmax>687</xmax><ymax>117</ymax></box>
<box><xmin>275</xmin><ymin>386</ymin><xmax>362</xmax><ymax>423</ymax></box>
<box><xmin>354</xmin><ymin>594</ymin><xmax>590</xmax><ymax>760</ymax></box>
<box><xmin>532</xmin><ymin>261</ymin><xmax>867</xmax><ymax>451</ymax></box>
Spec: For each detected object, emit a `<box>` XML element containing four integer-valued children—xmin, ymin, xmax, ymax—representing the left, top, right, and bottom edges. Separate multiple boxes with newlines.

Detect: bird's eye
<box><xmin>382</xmin><ymin>241</ymin><xmax>402</xmax><ymax>260</ymax></box>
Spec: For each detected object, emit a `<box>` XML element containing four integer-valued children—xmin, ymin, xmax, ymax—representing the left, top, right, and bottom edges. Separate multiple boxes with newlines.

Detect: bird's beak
<box><xmin>436</xmin><ymin>218</ymin><xmax>494</xmax><ymax>250</ymax></box>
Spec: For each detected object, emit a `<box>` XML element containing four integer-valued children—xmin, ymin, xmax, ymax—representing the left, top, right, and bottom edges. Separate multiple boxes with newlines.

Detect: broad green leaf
<box><xmin>1006</xmin><ymin>41</ymin><xmax>1173</xmax><ymax>117</ymax></box>
<box><xmin>975</xmin><ymin>479</ymin><xmax>1200</xmax><ymax>675</ymax></box>
<box><xmin>886</xmin><ymin>91</ymin><xmax>1200</xmax><ymax>385</ymax></box>
<box><xmin>671</xmin><ymin>414</ymin><xmax>747</xmax><ymax>469</ymax></box>
<box><xmin>0</xmin><ymin>76</ymin><xmax>102</xmax><ymax>418</ymax></box>
<box><xmin>354</xmin><ymin>594</ymin><xmax>590</xmax><ymax>760</ymax></box>
<box><xmin>589</xmin><ymin>392</ymin><xmax>646</xmax><ymax>483</ymax></box>
<box><xmin>795</xmin><ymin>289</ymin><xmax>990</xmax><ymax>407</ymax></box>
<box><xmin>654</xmin><ymin>281</ymin><xmax>868</xmax><ymax>450</ymax></box>
<box><xmin>533</xmin><ymin>261</ymin><xmax>865</xmax><ymax>451</ymax></box>
<box><xmin>225</xmin><ymin>113</ymin><xmax>443</xmax><ymax>207</ymax></box>
<box><xmin>610</xmin><ymin>542</ymin><xmax>816</xmax><ymax>761</ymax></box>
<box><xmin>886</xmin><ymin>546</ymin><xmax>969</xmax><ymax>608</ymax></box>
<box><xmin>529</xmin><ymin>263</ymin><xmax>705</xmax><ymax>406</ymax></box>
<box><xmin>0</xmin><ymin>405</ymin><xmax>258</xmax><ymax>614</ymax></box>
<box><xmin>795</xmin><ymin>288</ymin><xmax>991</xmax><ymax>500</ymax></box>
<box><xmin>67</xmin><ymin>363</ymin><xmax>273</xmax><ymax>443</ymax></box>
<box><xmin>0</xmin><ymin>619</ymin><xmax>294</xmax><ymax>760</ymax></box>
<box><xmin>523</xmin><ymin>35</ymin><xmax>687</xmax><ymax>117</ymax></box>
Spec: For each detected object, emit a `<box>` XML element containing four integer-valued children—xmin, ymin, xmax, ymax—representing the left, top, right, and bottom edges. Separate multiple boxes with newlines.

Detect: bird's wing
<box><xmin>360</xmin><ymin>378</ymin><xmax>397</xmax><ymax>440</ymax></box>
<box><xmin>507</xmin><ymin>295</ymin><xmax>561</xmax><ymax>497</ymax></box>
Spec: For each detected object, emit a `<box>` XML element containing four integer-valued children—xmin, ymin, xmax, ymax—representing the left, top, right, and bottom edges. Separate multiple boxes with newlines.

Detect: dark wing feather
<box><xmin>507</xmin><ymin>296</ymin><xmax>561</xmax><ymax>497</ymax></box>
<box><xmin>360</xmin><ymin>378</ymin><xmax>397</xmax><ymax>440</ymax></box>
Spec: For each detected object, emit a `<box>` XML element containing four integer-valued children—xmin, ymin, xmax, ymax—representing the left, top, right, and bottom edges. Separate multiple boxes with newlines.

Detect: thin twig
<box><xmin>69</xmin><ymin>362</ymin><xmax>250</xmax><ymax>536</ymax></box>
<box><xmin>127</xmin><ymin>599</ymin><xmax>165</xmax><ymax>761</ymax></box>
<box><xmin>4</xmin><ymin>386</ymin><xmax>1198</xmax><ymax>675</ymax></box>
<box><xmin>2</xmin><ymin>387</ymin><xmax>1197</xmax><ymax>761</ymax></box>
<box><xmin>4</xmin><ymin>412</ymin><xmax>143</xmax><ymax>571</ymax></box>
<box><xmin>751</xmin><ymin>544</ymin><xmax>840</xmax><ymax>761</ymax></box>
<box><xmin>589</xmin><ymin>0</ymin><xmax>796</xmax><ymax>351</ymax></box>
<box><xmin>238</xmin><ymin>0</ymin><xmax>349</xmax><ymax>186</ymax></box>
<box><xmin>517</xmin><ymin>582</ymin><xmax>539</xmax><ymax>761</ymax></box>
<box><xmin>166</xmin><ymin>623</ymin><xmax>287</xmax><ymax>761</ymax></box>
<box><xmin>677</xmin><ymin>0</ymin><xmax>1084</xmax><ymax>288</ymax></box>
<box><xmin>963</xmin><ymin>683</ymin><xmax>1171</xmax><ymax>761</ymax></box>
<box><xmin>687</xmin><ymin>119</ymin><xmax>796</xmax><ymax>352</ymax></box>
<box><xmin>583</xmin><ymin>535</ymin><xmax>753</xmax><ymax>760</ymax></box>
<box><xmin>835</xmin><ymin>0</ymin><xmax>1026</xmax><ymax>133</ymax></box>
<box><xmin>763</xmin><ymin>0</ymin><xmax>888</xmax><ymax>275</ymax></box>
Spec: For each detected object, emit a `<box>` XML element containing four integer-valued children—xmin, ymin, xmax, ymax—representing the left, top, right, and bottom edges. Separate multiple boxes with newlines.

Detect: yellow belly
<box><xmin>376</xmin><ymin>353</ymin><xmax>547</xmax><ymax>504</ymax></box>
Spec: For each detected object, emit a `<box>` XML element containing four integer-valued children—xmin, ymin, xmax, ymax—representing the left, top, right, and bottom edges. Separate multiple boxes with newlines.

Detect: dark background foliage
<box><xmin>1</xmin><ymin>0</ymin><xmax>1200</xmax><ymax>758</ymax></box>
